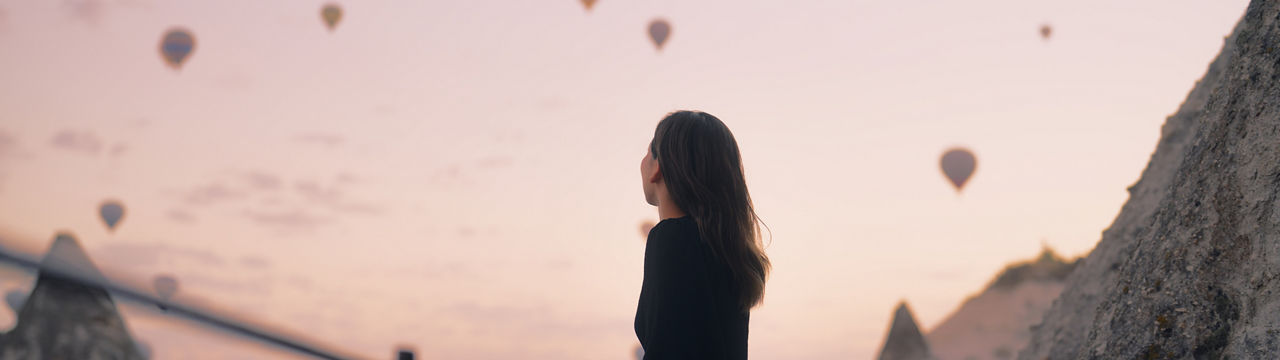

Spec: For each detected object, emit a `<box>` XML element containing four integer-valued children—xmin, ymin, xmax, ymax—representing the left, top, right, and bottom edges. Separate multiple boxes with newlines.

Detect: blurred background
<box><xmin>0</xmin><ymin>0</ymin><xmax>1252</xmax><ymax>359</ymax></box>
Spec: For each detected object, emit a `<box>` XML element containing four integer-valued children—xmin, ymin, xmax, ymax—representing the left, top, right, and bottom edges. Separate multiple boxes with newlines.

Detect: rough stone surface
<box><xmin>878</xmin><ymin>302</ymin><xmax>936</xmax><ymax>360</ymax></box>
<box><xmin>1021</xmin><ymin>2</ymin><xmax>1280</xmax><ymax>358</ymax></box>
<box><xmin>0</xmin><ymin>234</ymin><xmax>144</xmax><ymax>360</ymax></box>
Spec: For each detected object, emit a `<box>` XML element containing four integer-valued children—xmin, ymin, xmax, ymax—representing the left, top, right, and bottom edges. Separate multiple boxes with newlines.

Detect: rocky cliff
<box><xmin>1021</xmin><ymin>1</ymin><xmax>1280</xmax><ymax>358</ymax></box>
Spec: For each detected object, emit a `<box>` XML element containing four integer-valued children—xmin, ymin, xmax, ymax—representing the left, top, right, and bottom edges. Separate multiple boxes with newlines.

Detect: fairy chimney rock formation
<box><xmin>878</xmin><ymin>301</ymin><xmax>935</xmax><ymax>360</ymax></box>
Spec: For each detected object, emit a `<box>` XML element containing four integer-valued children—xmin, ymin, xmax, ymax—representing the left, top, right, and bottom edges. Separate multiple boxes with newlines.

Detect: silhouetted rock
<box><xmin>927</xmin><ymin>249</ymin><xmax>1078</xmax><ymax>360</ymax></box>
<box><xmin>0</xmin><ymin>233</ymin><xmax>144</xmax><ymax>360</ymax></box>
<box><xmin>878</xmin><ymin>302</ymin><xmax>935</xmax><ymax>360</ymax></box>
<box><xmin>1023</xmin><ymin>2</ymin><xmax>1280</xmax><ymax>358</ymax></box>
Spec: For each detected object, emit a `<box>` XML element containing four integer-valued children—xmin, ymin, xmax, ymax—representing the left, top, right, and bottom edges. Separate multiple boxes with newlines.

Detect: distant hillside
<box><xmin>923</xmin><ymin>248</ymin><xmax>1079</xmax><ymax>360</ymax></box>
<box><xmin>985</xmin><ymin>249</ymin><xmax>1078</xmax><ymax>291</ymax></box>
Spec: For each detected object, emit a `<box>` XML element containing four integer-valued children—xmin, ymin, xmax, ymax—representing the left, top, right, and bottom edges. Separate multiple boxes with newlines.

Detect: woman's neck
<box><xmin>657</xmin><ymin>191</ymin><xmax>687</xmax><ymax>220</ymax></box>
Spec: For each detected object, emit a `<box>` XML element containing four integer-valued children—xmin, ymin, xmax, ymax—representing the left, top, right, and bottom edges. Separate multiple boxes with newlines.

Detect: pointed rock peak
<box><xmin>1036</xmin><ymin>245</ymin><xmax>1062</xmax><ymax>264</ymax></box>
<box><xmin>892</xmin><ymin>301</ymin><xmax>918</xmax><ymax>326</ymax></box>
<box><xmin>40</xmin><ymin>231</ymin><xmax>106</xmax><ymax>284</ymax></box>
<box><xmin>878</xmin><ymin>301</ymin><xmax>934</xmax><ymax>360</ymax></box>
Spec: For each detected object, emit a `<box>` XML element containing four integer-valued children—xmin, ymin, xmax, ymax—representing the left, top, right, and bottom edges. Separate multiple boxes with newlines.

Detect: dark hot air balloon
<box><xmin>648</xmin><ymin>19</ymin><xmax>671</xmax><ymax>51</ymax></box>
<box><xmin>99</xmin><ymin>200</ymin><xmax>125</xmax><ymax>232</ymax></box>
<box><xmin>396</xmin><ymin>347</ymin><xmax>415</xmax><ymax>360</ymax></box>
<box><xmin>159</xmin><ymin>28</ymin><xmax>195</xmax><ymax>70</ymax></box>
<box><xmin>638</xmin><ymin>220</ymin><xmax>656</xmax><ymax>238</ymax></box>
<box><xmin>940</xmin><ymin>148</ymin><xmax>977</xmax><ymax>192</ymax></box>
<box><xmin>580</xmin><ymin>0</ymin><xmax>597</xmax><ymax>11</ymax></box>
<box><xmin>321</xmin><ymin>3</ymin><xmax>343</xmax><ymax>31</ymax></box>
<box><xmin>1040</xmin><ymin>24</ymin><xmax>1052</xmax><ymax>41</ymax></box>
<box><xmin>5</xmin><ymin>289</ymin><xmax>26</xmax><ymax>312</ymax></box>
<box><xmin>153</xmin><ymin>274</ymin><xmax>179</xmax><ymax>310</ymax></box>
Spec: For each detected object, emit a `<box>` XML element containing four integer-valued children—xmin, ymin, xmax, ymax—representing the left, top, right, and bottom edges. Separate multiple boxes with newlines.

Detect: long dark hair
<box><xmin>649</xmin><ymin>110</ymin><xmax>771</xmax><ymax>311</ymax></box>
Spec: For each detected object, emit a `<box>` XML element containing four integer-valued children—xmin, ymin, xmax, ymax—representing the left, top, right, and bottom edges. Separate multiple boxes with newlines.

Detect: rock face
<box><xmin>1021</xmin><ymin>2</ymin><xmax>1280</xmax><ymax>358</ymax></box>
<box><xmin>927</xmin><ymin>250</ymin><xmax>1077</xmax><ymax>360</ymax></box>
<box><xmin>878</xmin><ymin>302</ymin><xmax>935</xmax><ymax>360</ymax></box>
<box><xmin>0</xmin><ymin>233</ymin><xmax>144</xmax><ymax>360</ymax></box>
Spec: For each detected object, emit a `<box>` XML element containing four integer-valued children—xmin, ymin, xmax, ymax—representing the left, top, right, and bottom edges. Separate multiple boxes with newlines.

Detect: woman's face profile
<box><xmin>641</xmin><ymin>145</ymin><xmax>659</xmax><ymax>206</ymax></box>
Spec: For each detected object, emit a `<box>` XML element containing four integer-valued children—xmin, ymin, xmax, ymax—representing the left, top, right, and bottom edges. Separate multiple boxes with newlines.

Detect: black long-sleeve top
<box><xmin>634</xmin><ymin>214</ymin><xmax>749</xmax><ymax>360</ymax></box>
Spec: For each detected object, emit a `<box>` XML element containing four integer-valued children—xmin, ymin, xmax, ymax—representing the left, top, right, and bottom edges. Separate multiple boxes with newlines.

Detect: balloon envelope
<box><xmin>5</xmin><ymin>289</ymin><xmax>27</xmax><ymax>312</ymax></box>
<box><xmin>159</xmin><ymin>28</ymin><xmax>195</xmax><ymax>70</ymax></box>
<box><xmin>135</xmin><ymin>340</ymin><xmax>152</xmax><ymax>360</ymax></box>
<box><xmin>321</xmin><ymin>4</ymin><xmax>343</xmax><ymax>31</ymax></box>
<box><xmin>638</xmin><ymin>220</ymin><xmax>656</xmax><ymax>238</ymax></box>
<box><xmin>100</xmin><ymin>200</ymin><xmax>125</xmax><ymax>231</ymax></box>
<box><xmin>580</xmin><ymin>0</ymin><xmax>597</xmax><ymax>11</ymax></box>
<box><xmin>940</xmin><ymin>148</ymin><xmax>977</xmax><ymax>192</ymax></box>
<box><xmin>1040</xmin><ymin>24</ymin><xmax>1052</xmax><ymax>40</ymax></box>
<box><xmin>648</xmin><ymin>19</ymin><xmax>671</xmax><ymax>50</ymax></box>
<box><xmin>153</xmin><ymin>275</ymin><xmax>179</xmax><ymax>300</ymax></box>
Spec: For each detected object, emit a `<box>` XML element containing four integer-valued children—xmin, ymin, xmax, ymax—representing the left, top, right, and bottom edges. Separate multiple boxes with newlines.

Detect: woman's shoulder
<box><xmin>648</xmin><ymin>215</ymin><xmax>698</xmax><ymax>240</ymax></box>
<box><xmin>646</xmin><ymin>215</ymin><xmax>707</xmax><ymax>259</ymax></box>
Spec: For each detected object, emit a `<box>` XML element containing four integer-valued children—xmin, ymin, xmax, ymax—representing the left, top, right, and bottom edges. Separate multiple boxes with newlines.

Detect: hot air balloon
<box><xmin>580</xmin><ymin>0</ymin><xmax>597</xmax><ymax>11</ymax></box>
<box><xmin>99</xmin><ymin>200</ymin><xmax>125</xmax><ymax>232</ymax></box>
<box><xmin>5</xmin><ymin>289</ymin><xmax>27</xmax><ymax>312</ymax></box>
<box><xmin>1040</xmin><ymin>24</ymin><xmax>1052</xmax><ymax>41</ymax></box>
<box><xmin>135</xmin><ymin>340</ymin><xmax>153</xmax><ymax>360</ymax></box>
<box><xmin>321</xmin><ymin>3</ymin><xmax>343</xmax><ymax>31</ymax></box>
<box><xmin>648</xmin><ymin>19</ymin><xmax>671</xmax><ymax>51</ymax></box>
<box><xmin>940</xmin><ymin>147</ymin><xmax>977</xmax><ymax>192</ymax></box>
<box><xmin>638</xmin><ymin>220</ymin><xmax>656</xmax><ymax>238</ymax></box>
<box><xmin>153</xmin><ymin>274</ymin><xmax>179</xmax><ymax>309</ymax></box>
<box><xmin>159</xmin><ymin>28</ymin><xmax>195</xmax><ymax>70</ymax></box>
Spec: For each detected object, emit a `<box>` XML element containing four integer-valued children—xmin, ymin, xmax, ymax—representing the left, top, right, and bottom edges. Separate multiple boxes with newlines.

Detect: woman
<box><xmin>635</xmin><ymin>110</ymin><xmax>772</xmax><ymax>360</ymax></box>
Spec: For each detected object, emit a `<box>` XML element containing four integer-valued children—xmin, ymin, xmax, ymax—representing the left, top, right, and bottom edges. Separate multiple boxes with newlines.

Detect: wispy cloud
<box><xmin>545</xmin><ymin>258</ymin><xmax>574</xmax><ymax>271</ymax></box>
<box><xmin>108</xmin><ymin>143</ymin><xmax>128</xmax><ymax>157</ymax></box>
<box><xmin>335</xmin><ymin>172</ymin><xmax>359</xmax><ymax>185</ymax></box>
<box><xmin>0</xmin><ymin>130</ymin><xmax>14</xmax><ymax>191</ymax></box>
<box><xmin>294</xmin><ymin>180</ymin><xmax>342</xmax><ymax>202</ymax></box>
<box><xmin>294</xmin><ymin>133</ymin><xmax>344</xmax><ymax>147</ymax></box>
<box><xmin>429</xmin><ymin>163</ymin><xmax>466</xmax><ymax>185</ymax></box>
<box><xmin>0</xmin><ymin>130</ymin><xmax>17</xmax><ymax>158</ymax></box>
<box><xmin>94</xmin><ymin>242</ymin><xmax>226</xmax><ymax>268</ymax></box>
<box><xmin>175</xmin><ymin>171</ymin><xmax>383</xmax><ymax>231</ymax></box>
<box><xmin>293</xmin><ymin>178</ymin><xmax>384</xmax><ymax>214</ymax></box>
<box><xmin>180</xmin><ymin>273</ymin><xmax>273</xmax><ymax>296</ymax></box>
<box><xmin>183</xmin><ymin>183</ymin><xmax>247</xmax><ymax>205</ymax></box>
<box><xmin>244</xmin><ymin>208</ymin><xmax>331</xmax><ymax>230</ymax></box>
<box><xmin>63</xmin><ymin>0</ymin><xmax>106</xmax><ymax>25</ymax></box>
<box><xmin>165</xmin><ymin>208</ymin><xmax>197</xmax><ymax>224</ymax></box>
<box><xmin>476</xmin><ymin>156</ymin><xmax>513</xmax><ymax>169</ymax></box>
<box><xmin>445</xmin><ymin>302</ymin><xmax>552</xmax><ymax>323</ymax></box>
<box><xmin>426</xmin><ymin>156</ymin><xmax>516</xmax><ymax>188</ymax></box>
<box><xmin>49</xmin><ymin>129</ymin><xmax>103</xmax><ymax>155</ymax></box>
<box><xmin>238</xmin><ymin>256</ymin><xmax>271</xmax><ymax>269</ymax></box>
<box><xmin>243</xmin><ymin>171</ymin><xmax>282</xmax><ymax>191</ymax></box>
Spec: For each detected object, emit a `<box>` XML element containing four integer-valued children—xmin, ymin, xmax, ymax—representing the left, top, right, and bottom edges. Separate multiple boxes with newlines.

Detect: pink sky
<box><xmin>0</xmin><ymin>0</ymin><xmax>1251</xmax><ymax>358</ymax></box>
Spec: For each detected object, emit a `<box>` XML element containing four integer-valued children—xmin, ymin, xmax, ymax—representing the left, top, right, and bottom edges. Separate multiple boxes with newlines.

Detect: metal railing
<box><xmin>0</xmin><ymin>242</ymin><xmax>386</xmax><ymax>360</ymax></box>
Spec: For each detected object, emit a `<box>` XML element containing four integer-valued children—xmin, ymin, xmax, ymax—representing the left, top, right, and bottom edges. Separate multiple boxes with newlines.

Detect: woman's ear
<box><xmin>647</xmin><ymin>161</ymin><xmax>663</xmax><ymax>184</ymax></box>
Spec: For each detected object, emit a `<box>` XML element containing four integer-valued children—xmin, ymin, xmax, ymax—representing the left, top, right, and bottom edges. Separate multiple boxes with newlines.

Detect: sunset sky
<box><xmin>0</xmin><ymin>0</ymin><xmax>1252</xmax><ymax>359</ymax></box>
